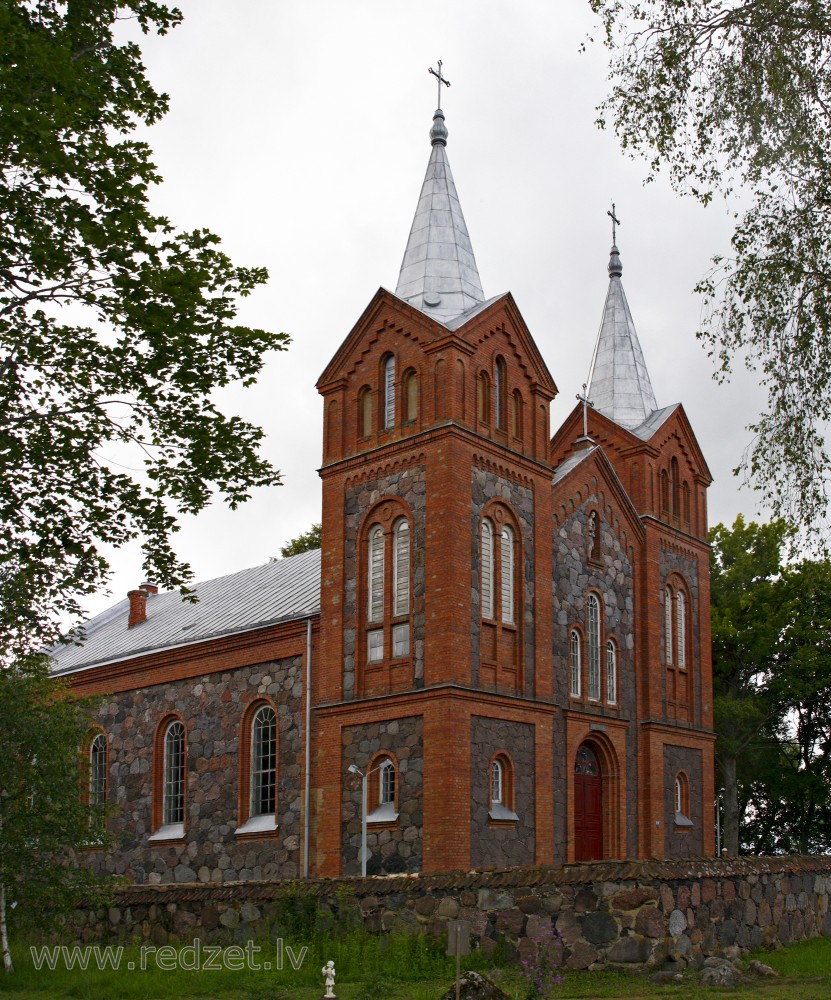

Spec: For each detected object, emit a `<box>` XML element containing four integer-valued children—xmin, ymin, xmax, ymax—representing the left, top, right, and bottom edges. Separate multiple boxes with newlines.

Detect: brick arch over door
<box><xmin>572</xmin><ymin>734</ymin><xmax>623</xmax><ymax>862</ymax></box>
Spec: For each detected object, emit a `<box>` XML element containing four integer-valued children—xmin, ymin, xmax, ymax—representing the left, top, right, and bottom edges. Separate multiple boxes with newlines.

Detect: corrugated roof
<box><xmin>50</xmin><ymin>548</ymin><xmax>321</xmax><ymax>675</ymax></box>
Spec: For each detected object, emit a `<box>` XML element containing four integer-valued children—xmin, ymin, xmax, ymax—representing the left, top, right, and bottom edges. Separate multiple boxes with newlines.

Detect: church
<box><xmin>51</xmin><ymin>91</ymin><xmax>716</xmax><ymax>884</ymax></box>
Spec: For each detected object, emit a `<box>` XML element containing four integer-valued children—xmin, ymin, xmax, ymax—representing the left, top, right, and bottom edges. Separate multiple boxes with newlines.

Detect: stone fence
<box><xmin>70</xmin><ymin>855</ymin><xmax>831</xmax><ymax>971</ymax></box>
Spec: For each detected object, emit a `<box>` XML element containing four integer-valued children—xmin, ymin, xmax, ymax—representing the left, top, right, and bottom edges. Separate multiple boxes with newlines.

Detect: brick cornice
<box><xmin>314</xmin><ymin>683</ymin><xmax>558</xmax><ymax>717</ymax></box>
<box><xmin>641</xmin><ymin>721</ymin><xmax>717</xmax><ymax>742</ymax></box>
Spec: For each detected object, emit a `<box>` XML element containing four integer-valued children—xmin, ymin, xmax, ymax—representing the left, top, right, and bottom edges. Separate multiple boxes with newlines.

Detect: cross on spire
<box><xmin>428</xmin><ymin>59</ymin><xmax>450</xmax><ymax>109</ymax></box>
<box><xmin>577</xmin><ymin>383</ymin><xmax>594</xmax><ymax>441</ymax></box>
<box><xmin>607</xmin><ymin>202</ymin><xmax>620</xmax><ymax>245</ymax></box>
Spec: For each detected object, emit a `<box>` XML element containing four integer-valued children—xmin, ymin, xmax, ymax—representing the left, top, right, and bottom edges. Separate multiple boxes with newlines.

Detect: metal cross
<box><xmin>577</xmin><ymin>383</ymin><xmax>594</xmax><ymax>438</ymax></box>
<box><xmin>428</xmin><ymin>60</ymin><xmax>451</xmax><ymax>109</ymax></box>
<box><xmin>607</xmin><ymin>202</ymin><xmax>621</xmax><ymax>245</ymax></box>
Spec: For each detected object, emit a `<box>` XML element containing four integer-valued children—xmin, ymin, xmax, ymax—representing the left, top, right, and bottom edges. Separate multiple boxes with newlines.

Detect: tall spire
<box><xmin>394</xmin><ymin>63</ymin><xmax>485</xmax><ymax>324</ymax></box>
<box><xmin>586</xmin><ymin>213</ymin><xmax>657</xmax><ymax>430</ymax></box>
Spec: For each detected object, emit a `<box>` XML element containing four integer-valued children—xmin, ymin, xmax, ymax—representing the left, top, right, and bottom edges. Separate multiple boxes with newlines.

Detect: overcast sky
<box><xmin>87</xmin><ymin>0</ymin><xmax>769</xmax><ymax>616</ymax></box>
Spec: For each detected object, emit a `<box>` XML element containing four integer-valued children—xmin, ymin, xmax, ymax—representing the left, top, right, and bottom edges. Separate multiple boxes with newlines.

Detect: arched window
<box><xmin>588</xmin><ymin>510</ymin><xmax>601</xmax><ymax>562</ymax></box>
<box><xmin>393</xmin><ymin>519</ymin><xmax>410</xmax><ymax>617</ymax></box>
<box><xmin>495</xmin><ymin>357</ymin><xmax>507</xmax><ymax>429</ymax></box>
<box><xmin>674</xmin><ymin>771</ymin><xmax>691</xmax><ymax>823</ymax></box>
<box><xmin>379</xmin><ymin>758</ymin><xmax>395</xmax><ymax>805</ymax></box>
<box><xmin>367</xmin><ymin>754</ymin><xmax>398</xmax><ymax>822</ymax></box>
<box><xmin>481</xmin><ymin>518</ymin><xmax>494</xmax><ymax>619</ymax></box>
<box><xmin>676</xmin><ymin>590</ymin><xmax>687</xmax><ymax>670</ymax></box>
<box><xmin>664</xmin><ymin>585</ymin><xmax>674</xmax><ymax>666</ymax></box>
<box><xmin>500</xmin><ymin>524</ymin><xmax>515</xmax><ymax>625</ymax></box>
<box><xmin>89</xmin><ymin>732</ymin><xmax>107</xmax><ymax>831</ymax></box>
<box><xmin>251</xmin><ymin>704</ymin><xmax>277</xmax><ymax>818</ymax></box>
<box><xmin>163</xmin><ymin>719</ymin><xmax>185</xmax><ymax>827</ymax></box>
<box><xmin>383</xmin><ymin>355</ymin><xmax>395</xmax><ymax>429</ymax></box>
<box><xmin>359</xmin><ymin>387</ymin><xmax>372</xmax><ymax>438</ymax></box>
<box><xmin>587</xmin><ymin>594</ymin><xmax>601</xmax><ymax>700</ymax></box>
<box><xmin>489</xmin><ymin>753</ymin><xmax>517</xmax><ymax>820</ymax></box>
<box><xmin>491</xmin><ymin>758</ymin><xmax>503</xmax><ymax>805</ymax></box>
<box><xmin>477</xmin><ymin>371</ymin><xmax>490</xmax><ymax>424</ymax></box>
<box><xmin>569</xmin><ymin>628</ymin><xmax>581</xmax><ymax>697</ymax></box>
<box><xmin>368</xmin><ymin>525</ymin><xmax>384</xmax><ymax>623</ymax></box>
<box><xmin>510</xmin><ymin>389</ymin><xmax>523</xmax><ymax>439</ymax></box>
<box><xmin>404</xmin><ymin>370</ymin><xmax>418</xmax><ymax>422</ymax></box>
<box><xmin>670</xmin><ymin>457</ymin><xmax>680</xmax><ymax>516</ymax></box>
<box><xmin>606</xmin><ymin>639</ymin><xmax>617</xmax><ymax>705</ymax></box>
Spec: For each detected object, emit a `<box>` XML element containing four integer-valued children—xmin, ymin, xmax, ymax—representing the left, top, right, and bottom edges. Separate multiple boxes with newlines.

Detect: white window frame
<box><xmin>383</xmin><ymin>355</ymin><xmax>395</xmax><ymax>429</ymax></box>
<box><xmin>491</xmin><ymin>759</ymin><xmax>503</xmax><ymax>806</ymax></box>
<box><xmin>587</xmin><ymin>594</ymin><xmax>601</xmax><ymax>701</ymax></box>
<box><xmin>676</xmin><ymin>590</ymin><xmax>687</xmax><ymax>670</ymax></box>
<box><xmin>251</xmin><ymin>705</ymin><xmax>277</xmax><ymax>818</ymax></box>
<box><xmin>500</xmin><ymin>524</ymin><xmax>515</xmax><ymax>625</ymax></box>
<box><xmin>367</xmin><ymin>628</ymin><xmax>383</xmax><ymax>662</ymax></box>
<box><xmin>368</xmin><ymin>525</ymin><xmax>384</xmax><ymax>622</ymax></box>
<box><xmin>664</xmin><ymin>585</ymin><xmax>674</xmax><ymax>666</ymax></box>
<box><xmin>162</xmin><ymin>720</ymin><xmax>185</xmax><ymax>827</ymax></box>
<box><xmin>569</xmin><ymin>629</ymin><xmax>581</xmax><ymax>697</ymax></box>
<box><xmin>89</xmin><ymin>733</ymin><xmax>107</xmax><ymax>830</ymax></box>
<box><xmin>606</xmin><ymin>638</ymin><xmax>617</xmax><ymax>705</ymax></box>
<box><xmin>481</xmin><ymin>518</ymin><xmax>494</xmax><ymax>619</ymax></box>
<box><xmin>393</xmin><ymin>518</ymin><xmax>410</xmax><ymax>617</ymax></box>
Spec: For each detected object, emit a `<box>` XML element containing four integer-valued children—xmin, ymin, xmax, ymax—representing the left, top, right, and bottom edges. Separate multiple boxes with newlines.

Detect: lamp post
<box><xmin>347</xmin><ymin>761</ymin><xmax>385</xmax><ymax>877</ymax></box>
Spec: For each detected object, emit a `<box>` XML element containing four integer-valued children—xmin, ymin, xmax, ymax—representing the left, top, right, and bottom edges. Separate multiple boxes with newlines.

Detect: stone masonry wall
<box><xmin>664</xmin><ymin>745</ymin><xmax>704</xmax><ymax>858</ymax></box>
<box><xmin>660</xmin><ymin>546</ymin><xmax>703</xmax><ymax>725</ymax></box>
<box><xmin>70</xmin><ymin>857</ymin><xmax>831</xmax><ymax>972</ymax></box>
<box><xmin>341</xmin><ymin>715</ymin><xmax>423</xmax><ymax>876</ymax></box>
<box><xmin>342</xmin><ymin>466</ymin><xmax>427</xmax><ymax>698</ymax></box>
<box><xmin>470</xmin><ymin>717</ymin><xmax>535</xmax><ymax>869</ymax></box>
<box><xmin>82</xmin><ymin>658</ymin><xmax>303</xmax><ymax>885</ymax></box>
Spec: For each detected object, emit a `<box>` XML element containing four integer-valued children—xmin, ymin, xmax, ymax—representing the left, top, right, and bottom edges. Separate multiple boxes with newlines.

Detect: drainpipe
<box><xmin>303</xmin><ymin>617</ymin><xmax>313</xmax><ymax>879</ymax></box>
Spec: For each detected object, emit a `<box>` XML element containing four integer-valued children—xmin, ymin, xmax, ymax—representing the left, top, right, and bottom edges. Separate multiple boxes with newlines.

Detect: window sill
<box><xmin>235</xmin><ymin>815</ymin><xmax>278</xmax><ymax>840</ymax></box>
<box><xmin>148</xmin><ymin>823</ymin><xmax>185</xmax><ymax>843</ymax></box>
<box><xmin>674</xmin><ymin>812</ymin><xmax>694</xmax><ymax>830</ymax></box>
<box><xmin>367</xmin><ymin>803</ymin><xmax>398</xmax><ymax>825</ymax></box>
<box><xmin>488</xmin><ymin>803</ymin><xmax>519</xmax><ymax>822</ymax></box>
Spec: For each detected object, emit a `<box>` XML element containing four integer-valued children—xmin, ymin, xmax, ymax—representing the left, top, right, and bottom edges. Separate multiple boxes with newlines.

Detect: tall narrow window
<box><xmin>477</xmin><ymin>372</ymin><xmax>490</xmax><ymax>424</ymax></box>
<box><xmin>491</xmin><ymin>759</ymin><xmax>503</xmax><ymax>805</ymax></box>
<box><xmin>481</xmin><ymin>518</ymin><xmax>494</xmax><ymax>619</ymax></box>
<box><xmin>606</xmin><ymin>639</ymin><xmax>617</xmax><ymax>705</ymax></box>
<box><xmin>163</xmin><ymin>720</ymin><xmax>185</xmax><ymax>827</ymax></box>
<box><xmin>676</xmin><ymin>591</ymin><xmax>687</xmax><ymax>670</ymax></box>
<box><xmin>569</xmin><ymin>629</ymin><xmax>581</xmax><ymax>696</ymax></box>
<box><xmin>510</xmin><ymin>389</ymin><xmax>523</xmax><ymax>439</ymax></box>
<box><xmin>368</xmin><ymin>526</ymin><xmax>384</xmax><ymax>622</ymax></box>
<box><xmin>665</xmin><ymin>586</ymin><xmax>674</xmax><ymax>665</ymax></box>
<box><xmin>89</xmin><ymin>733</ymin><xmax>107</xmax><ymax>830</ymax></box>
<box><xmin>359</xmin><ymin>387</ymin><xmax>372</xmax><ymax>437</ymax></box>
<box><xmin>393</xmin><ymin>519</ymin><xmax>410</xmax><ymax>617</ymax></box>
<box><xmin>500</xmin><ymin>525</ymin><xmax>515</xmax><ymax>625</ymax></box>
<box><xmin>383</xmin><ymin>355</ymin><xmax>395</xmax><ymax>429</ymax></box>
<box><xmin>587</xmin><ymin>594</ymin><xmax>601</xmax><ymax>700</ymax></box>
<box><xmin>682</xmin><ymin>482</ymin><xmax>691</xmax><ymax>524</ymax></box>
<box><xmin>251</xmin><ymin>705</ymin><xmax>277</xmax><ymax>818</ymax></box>
<box><xmin>670</xmin><ymin>457</ymin><xmax>680</xmax><ymax>516</ymax></box>
<box><xmin>404</xmin><ymin>370</ymin><xmax>418</xmax><ymax>422</ymax></box>
<box><xmin>379</xmin><ymin>758</ymin><xmax>396</xmax><ymax>806</ymax></box>
<box><xmin>495</xmin><ymin>357</ymin><xmax>507</xmax><ymax>429</ymax></box>
<box><xmin>660</xmin><ymin>470</ymin><xmax>669</xmax><ymax>515</ymax></box>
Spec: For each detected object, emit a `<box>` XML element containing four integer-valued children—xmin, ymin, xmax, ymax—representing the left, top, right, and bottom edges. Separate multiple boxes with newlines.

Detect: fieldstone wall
<box><xmin>341</xmin><ymin>715</ymin><xmax>423</xmax><ymax>876</ymax></box>
<box><xmin>342</xmin><ymin>465</ymin><xmax>427</xmax><ymax>698</ymax></box>
<box><xmin>471</xmin><ymin>468</ymin><xmax>535</xmax><ymax>695</ymax></box>
<box><xmin>69</xmin><ymin>857</ymin><xmax>831</xmax><ymax>972</ymax></box>
<box><xmin>81</xmin><ymin>658</ymin><xmax>303</xmax><ymax>885</ymax></box>
<box><xmin>470</xmin><ymin>717</ymin><xmax>535</xmax><ymax>869</ymax></box>
<box><xmin>552</xmin><ymin>494</ymin><xmax>637</xmax><ymax>858</ymax></box>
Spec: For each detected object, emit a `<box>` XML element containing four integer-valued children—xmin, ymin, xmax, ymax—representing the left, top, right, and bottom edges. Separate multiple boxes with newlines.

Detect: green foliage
<box><xmin>0</xmin><ymin>656</ymin><xmax>113</xmax><ymax>971</ymax></box>
<box><xmin>0</xmin><ymin>1</ymin><xmax>290</xmax><ymax>662</ymax></box>
<box><xmin>279</xmin><ymin>524</ymin><xmax>322</xmax><ymax>559</ymax></box>
<box><xmin>588</xmin><ymin>0</ymin><xmax>831</xmax><ymax>547</ymax></box>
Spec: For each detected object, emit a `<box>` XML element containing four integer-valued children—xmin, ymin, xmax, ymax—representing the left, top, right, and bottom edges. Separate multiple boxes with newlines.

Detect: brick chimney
<box><xmin>127</xmin><ymin>582</ymin><xmax>157</xmax><ymax>628</ymax></box>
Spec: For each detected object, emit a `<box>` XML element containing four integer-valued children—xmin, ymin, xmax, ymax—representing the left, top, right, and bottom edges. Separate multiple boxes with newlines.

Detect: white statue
<box><xmin>321</xmin><ymin>959</ymin><xmax>336</xmax><ymax>998</ymax></box>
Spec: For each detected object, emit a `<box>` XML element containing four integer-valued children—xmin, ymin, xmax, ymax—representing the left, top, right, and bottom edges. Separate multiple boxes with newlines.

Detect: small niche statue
<box><xmin>321</xmin><ymin>959</ymin><xmax>337</xmax><ymax>998</ymax></box>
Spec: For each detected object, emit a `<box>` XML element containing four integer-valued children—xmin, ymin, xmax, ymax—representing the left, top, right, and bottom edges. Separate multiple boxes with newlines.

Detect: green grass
<box><xmin>1</xmin><ymin>934</ymin><xmax>829</xmax><ymax>999</ymax></box>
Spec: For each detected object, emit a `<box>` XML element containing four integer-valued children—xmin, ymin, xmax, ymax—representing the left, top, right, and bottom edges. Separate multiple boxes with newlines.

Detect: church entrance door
<box><xmin>574</xmin><ymin>743</ymin><xmax>603</xmax><ymax>861</ymax></box>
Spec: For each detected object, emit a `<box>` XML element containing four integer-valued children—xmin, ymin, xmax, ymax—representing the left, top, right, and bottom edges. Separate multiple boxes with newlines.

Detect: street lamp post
<box><xmin>347</xmin><ymin>761</ymin><xmax>385</xmax><ymax>877</ymax></box>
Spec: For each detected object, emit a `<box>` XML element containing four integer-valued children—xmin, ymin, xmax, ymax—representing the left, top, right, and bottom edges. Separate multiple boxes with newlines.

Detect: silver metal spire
<box><xmin>586</xmin><ymin>220</ymin><xmax>658</xmax><ymax>430</ymax></box>
<box><xmin>394</xmin><ymin>65</ymin><xmax>485</xmax><ymax>324</ymax></box>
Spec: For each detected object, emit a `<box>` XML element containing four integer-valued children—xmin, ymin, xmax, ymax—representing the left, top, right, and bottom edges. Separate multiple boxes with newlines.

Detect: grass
<box><xmin>0</xmin><ymin>933</ymin><xmax>829</xmax><ymax>999</ymax></box>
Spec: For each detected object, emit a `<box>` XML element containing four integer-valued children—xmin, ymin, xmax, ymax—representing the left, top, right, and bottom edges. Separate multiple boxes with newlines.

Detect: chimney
<box><xmin>127</xmin><ymin>582</ymin><xmax>157</xmax><ymax>628</ymax></box>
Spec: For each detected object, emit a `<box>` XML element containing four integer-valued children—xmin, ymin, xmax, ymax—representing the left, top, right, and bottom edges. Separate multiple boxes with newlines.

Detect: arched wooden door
<box><xmin>574</xmin><ymin>743</ymin><xmax>603</xmax><ymax>861</ymax></box>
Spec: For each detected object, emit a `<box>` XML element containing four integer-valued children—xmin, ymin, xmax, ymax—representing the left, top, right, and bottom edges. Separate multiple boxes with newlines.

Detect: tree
<box><xmin>709</xmin><ymin>515</ymin><xmax>792</xmax><ymax>854</ymax></box>
<box><xmin>588</xmin><ymin>1</ymin><xmax>831</xmax><ymax>548</ymax></box>
<box><xmin>0</xmin><ymin>1</ymin><xmax>289</xmax><ymax>662</ymax></box>
<box><xmin>279</xmin><ymin>523</ymin><xmax>322</xmax><ymax>559</ymax></box>
<box><xmin>0</xmin><ymin>656</ymin><xmax>110</xmax><ymax>973</ymax></box>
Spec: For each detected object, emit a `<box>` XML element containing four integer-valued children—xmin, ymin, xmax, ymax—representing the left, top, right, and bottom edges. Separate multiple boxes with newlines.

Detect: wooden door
<box><xmin>574</xmin><ymin>743</ymin><xmax>603</xmax><ymax>861</ymax></box>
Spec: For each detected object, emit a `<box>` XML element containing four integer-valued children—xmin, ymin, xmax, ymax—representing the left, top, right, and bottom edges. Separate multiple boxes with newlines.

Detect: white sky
<box><xmin>87</xmin><ymin>0</ymin><xmax>768</xmax><ymax>616</ymax></box>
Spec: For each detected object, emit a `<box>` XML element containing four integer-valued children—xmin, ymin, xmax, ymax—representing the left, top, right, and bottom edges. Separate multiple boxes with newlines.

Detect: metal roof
<box><xmin>394</xmin><ymin>108</ymin><xmax>485</xmax><ymax>324</ymax></box>
<box><xmin>50</xmin><ymin>548</ymin><xmax>321</xmax><ymax>675</ymax></box>
<box><xmin>586</xmin><ymin>245</ymin><xmax>658</xmax><ymax>430</ymax></box>
<box><xmin>551</xmin><ymin>445</ymin><xmax>596</xmax><ymax>486</ymax></box>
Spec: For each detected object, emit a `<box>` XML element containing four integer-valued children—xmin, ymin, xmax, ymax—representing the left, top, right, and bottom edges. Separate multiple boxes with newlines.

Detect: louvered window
<box><xmin>384</xmin><ymin>355</ymin><xmax>395</xmax><ymax>428</ymax></box>
<box><xmin>393</xmin><ymin>519</ymin><xmax>410</xmax><ymax>616</ymax></box>
<box><xmin>569</xmin><ymin>629</ymin><xmax>581</xmax><ymax>696</ymax></box>
<box><xmin>587</xmin><ymin>594</ymin><xmax>601</xmax><ymax>700</ymax></box>
<box><xmin>251</xmin><ymin>705</ymin><xmax>277</xmax><ymax>817</ymax></box>
<box><xmin>500</xmin><ymin>525</ymin><xmax>515</xmax><ymax>624</ymax></box>
<box><xmin>163</xmin><ymin>720</ymin><xmax>185</xmax><ymax>826</ymax></box>
<box><xmin>676</xmin><ymin>591</ymin><xmax>686</xmax><ymax>669</ymax></box>
<box><xmin>665</xmin><ymin>586</ymin><xmax>673</xmax><ymax>665</ymax></box>
<box><xmin>481</xmin><ymin>519</ymin><xmax>494</xmax><ymax>619</ymax></box>
<box><xmin>368</xmin><ymin>526</ymin><xmax>384</xmax><ymax>622</ymax></box>
<box><xmin>606</xmin><ymin>639</ymin><xmax>617</xmax><ymax>705</ymax></box>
